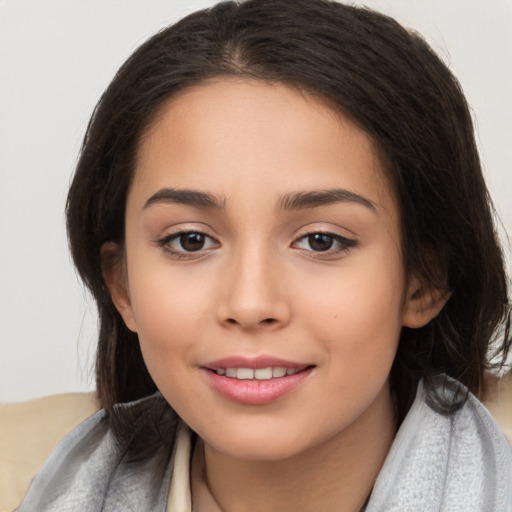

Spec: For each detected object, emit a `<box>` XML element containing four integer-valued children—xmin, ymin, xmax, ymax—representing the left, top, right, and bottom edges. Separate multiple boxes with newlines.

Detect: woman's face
<box><xmin>109</xmin><ymin>79</ymin><xmax>425</xmax><ymax>461</ymax></box>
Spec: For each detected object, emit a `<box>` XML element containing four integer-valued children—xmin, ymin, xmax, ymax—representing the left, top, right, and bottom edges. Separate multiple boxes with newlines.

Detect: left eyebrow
<box><xmin>278</xmin><ymin>189</ymin><xmax>376</xmax><ymax>212</ymax></box>
<box><xmin>143</xmin><ymin>187</ymin><xmax>226</xmax><ymax>210</ymax></box>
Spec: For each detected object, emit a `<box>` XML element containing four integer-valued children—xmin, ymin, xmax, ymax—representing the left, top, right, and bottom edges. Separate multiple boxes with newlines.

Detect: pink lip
<box><xmin>201</xmin><ymin>356</ymin><xmax>314</xmax><ymax>405</ymax></box>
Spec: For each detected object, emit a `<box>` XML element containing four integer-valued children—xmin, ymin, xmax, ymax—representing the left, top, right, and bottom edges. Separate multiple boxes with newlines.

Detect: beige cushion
<box><xmin>0</xmin><ymin>392</ymin><xmax>99</xmax><ymax>512</ymax></box>
<box><xmin>1</xmin><ymin>378</ymin><xmax>510</xmax><ymax>512</ymax></box>
<box><xmin>482</xmin><ymin>372</ymin><xmax>512</xmax><ymax>443</ymax></box>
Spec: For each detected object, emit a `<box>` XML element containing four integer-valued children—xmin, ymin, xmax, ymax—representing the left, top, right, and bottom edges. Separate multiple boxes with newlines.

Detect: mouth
<box><xmin>202</xmin><ymin>358</ymin><xmax>315</xmax><ymax>405</ymax></box>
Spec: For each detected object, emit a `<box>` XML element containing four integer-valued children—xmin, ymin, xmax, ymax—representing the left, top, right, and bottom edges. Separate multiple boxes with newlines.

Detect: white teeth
<box><xmin>272</xmin><ymin>367</ymin><xmax>287</xmax><ymax>378</ymax></box>
<box><xmin>254</xmin><ymin>367</ymin><xmax>273</xmax><ymax>380</ymax></box>
<box><xmin>216</xmin><ymin>366</ymin><xmax>303</xmax><ymax>380</ymax></box>
<box><xmin>237</xmin><ymin>368</ymin><xmax>254</xmax><ymax>380</ymax></box>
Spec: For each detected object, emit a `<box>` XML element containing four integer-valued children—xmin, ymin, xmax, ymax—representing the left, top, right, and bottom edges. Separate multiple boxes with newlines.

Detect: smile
<box><xmin>215</xmin><ymin>367</ymin><xmax>302</xmax><ymax>380</ymax></box>
<box><xmin>203</xmin><ymin>359</ymin><xmax>314</xmax><ymax>405</ymax></box>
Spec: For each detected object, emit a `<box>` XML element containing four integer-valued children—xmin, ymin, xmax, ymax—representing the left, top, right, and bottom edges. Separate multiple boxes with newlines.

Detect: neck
<box><xmin>202</xmin><ymin>385</ymin><xmax>396</xmax><ymax>512</ymax></box>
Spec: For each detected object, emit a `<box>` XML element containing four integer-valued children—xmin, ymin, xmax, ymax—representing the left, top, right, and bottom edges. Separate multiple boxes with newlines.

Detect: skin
<box><xmin>104</xmin><ymin>79</ymin><xmax>445</xmax><ymax>512</ymax></box>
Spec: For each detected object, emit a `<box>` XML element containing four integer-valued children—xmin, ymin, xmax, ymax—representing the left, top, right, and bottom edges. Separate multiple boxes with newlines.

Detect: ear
<box><xmin>101</xmin><ymin>242</ymin><xmax>138</xmax><ymax>332</ymax></box>
<box><xmin>402</xmin><ymin>274</ymin><xmax>451</xmax><ymax>328</ymax></box>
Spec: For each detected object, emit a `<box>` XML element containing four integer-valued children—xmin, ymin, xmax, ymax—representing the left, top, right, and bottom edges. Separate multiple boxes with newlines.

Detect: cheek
<box><xmin>125</xmin><ymin>260</ymin><xmax>215</xmax><ymax>375</ymax></box>
<box><xmin>129</xmin><ymin>276</ymin><xmax>206</xmax><ymax>410</ymax></box>
<box><xmin>129</xmin><ymin>251</ymin><xmax>214</xmax><ymax>324</ymax></box>
<box><xmin>300</xmin><ymin>256</ymin><xmax>405</xmax><ymax>368</ymax></box>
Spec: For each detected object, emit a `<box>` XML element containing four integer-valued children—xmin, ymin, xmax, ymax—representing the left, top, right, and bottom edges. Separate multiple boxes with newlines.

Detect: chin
<box><xmin>200</xmin><ymin>421</ymin><xmax>331</xmax><ymax>463</ymax></box>
<box><xmin>214</xmin><ymin>437</ymin><xmax>310</xmax><ymax>462</ymax></box>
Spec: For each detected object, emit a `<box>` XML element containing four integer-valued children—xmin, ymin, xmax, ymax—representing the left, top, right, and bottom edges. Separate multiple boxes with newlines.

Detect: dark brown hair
<box><xmin>67</xmin><ymin>0</ymin><xmax>510</xmax><ymax>427</ymax></box>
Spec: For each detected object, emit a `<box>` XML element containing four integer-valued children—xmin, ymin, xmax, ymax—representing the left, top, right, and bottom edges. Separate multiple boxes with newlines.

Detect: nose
<box><xmin>215</xmin><ymin>244</ymin><xmax>291</xmax><ymax>331</ymax></box>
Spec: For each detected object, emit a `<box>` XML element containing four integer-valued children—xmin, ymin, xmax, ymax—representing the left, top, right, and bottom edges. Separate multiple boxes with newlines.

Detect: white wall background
<box><xmin>1</xmin><ymin>0</ymin><xmax>511</xmax><ymax>402</ymax></box>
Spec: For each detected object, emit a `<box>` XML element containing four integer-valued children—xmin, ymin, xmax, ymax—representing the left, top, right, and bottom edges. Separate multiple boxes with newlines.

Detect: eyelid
<box><xmin>154</xmin><ymin>224</ymin><xmax>357</xmax><ymax>259</ymax></box>
<box><xmin>292</xmin><ymin>230</ymin><xmax>358</xmax><ymax>256</ymax></box>
<box><xmin>156</xmin><ymin>228</ymin><xmax>220</xmax><ymax>258</ymax></box>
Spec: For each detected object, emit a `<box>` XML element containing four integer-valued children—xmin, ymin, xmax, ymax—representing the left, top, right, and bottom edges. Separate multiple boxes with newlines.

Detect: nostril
<box><xmin>224</xmin><ymin>317</ymin><xmax>278</xmax><ymax>327</ymax></box>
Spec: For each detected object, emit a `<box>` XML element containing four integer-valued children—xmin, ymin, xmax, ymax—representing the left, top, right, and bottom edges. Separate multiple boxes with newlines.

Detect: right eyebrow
<box><xmin>143</xmin><ymin>188</ymin><xmax>226</xmax><ymax>210</ymax></box>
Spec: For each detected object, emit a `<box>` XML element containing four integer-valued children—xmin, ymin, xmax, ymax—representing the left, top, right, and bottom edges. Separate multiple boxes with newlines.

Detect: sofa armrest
<box><xmin>0</xmin><ymin>392</ymin><xmax>99</xmax><ymax>512</ymax></box>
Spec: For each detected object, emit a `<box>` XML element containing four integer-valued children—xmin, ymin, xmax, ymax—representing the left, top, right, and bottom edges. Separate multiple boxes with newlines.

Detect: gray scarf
<box><xmin>17</xmin><ymin>378</ymin><xmax>512</xmax><ymax>511</ymax></box>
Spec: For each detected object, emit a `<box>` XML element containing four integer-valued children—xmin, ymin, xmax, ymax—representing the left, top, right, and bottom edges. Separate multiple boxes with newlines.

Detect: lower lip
<box><xmin>202</xmin><ymin>367</ymin><xmax>314</xmax><ymax>405</ymax></box>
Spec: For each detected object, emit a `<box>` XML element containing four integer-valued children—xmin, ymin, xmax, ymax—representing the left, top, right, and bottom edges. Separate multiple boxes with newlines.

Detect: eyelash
<box><xmin>292</xmin><ymin>232</ymin><xmax>358</xmax><ymax>257</ymax></box>
<box><xmin>156</xmin><ymin>230</ymin><xmax>358</xmax><ymax>259</ymax></box>
<box><xmin>156</xmin><ymin>230</ymin><xmax>220</xmax><ymax>259</ymax></box>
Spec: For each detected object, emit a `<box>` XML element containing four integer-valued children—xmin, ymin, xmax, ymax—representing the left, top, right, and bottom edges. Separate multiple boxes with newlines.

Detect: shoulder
<box><xmin>10</xmin><ymin>393</ymin><xmax>178</xmax><ymax>512</ymax></box>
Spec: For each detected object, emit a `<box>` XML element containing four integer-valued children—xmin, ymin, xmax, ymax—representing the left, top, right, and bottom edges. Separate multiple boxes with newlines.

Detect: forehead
<box><xmin>132</xmin><ymin>78</ymin><xmax>395</xmax><ymax>214</ymax></box>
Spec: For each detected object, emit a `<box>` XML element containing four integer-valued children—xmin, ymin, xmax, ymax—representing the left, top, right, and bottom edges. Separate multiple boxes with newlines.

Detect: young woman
<box><xmin>16</xmin><ymin>0</ymin><xmax>512</xmax><ymax>510</ymax></box>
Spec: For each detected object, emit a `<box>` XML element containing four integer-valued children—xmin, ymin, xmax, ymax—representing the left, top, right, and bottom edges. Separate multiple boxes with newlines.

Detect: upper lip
<box><xmin>204</xmin><ymin>355</ymin><xmax>312</xmax><ymax>370</ymax></box>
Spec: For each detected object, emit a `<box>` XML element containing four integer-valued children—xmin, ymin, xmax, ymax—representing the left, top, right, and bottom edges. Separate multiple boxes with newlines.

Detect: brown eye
<box><xmin>157</xmin><ymin>230</ymin><xmax>219</xmax><ymax>256</ymax></box>
<box><xmin>308</xmin><ymin>233</ymin><xmax>334</xmax><ymax>252</ymax></box>
<box><xmin>179</xmin><ymin>232</ymin><xmax>206</xmax><ymax>251</ymax></box>
<box><xmin>293</xmin><ymin>231</ymin><xmax>357</xmax><ymax>255</ymax></box>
